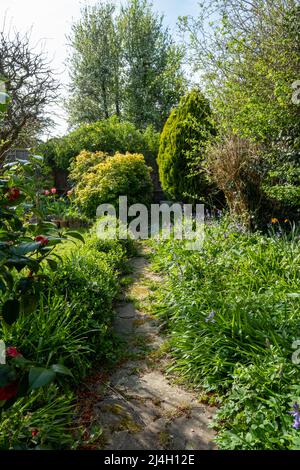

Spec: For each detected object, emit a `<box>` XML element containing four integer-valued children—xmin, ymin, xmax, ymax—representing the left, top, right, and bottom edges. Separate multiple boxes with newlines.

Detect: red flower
<box><xmin>7</xmin><ymin>187</ymin><xmax>20</xmax><ymax>202</ymax></box>
<box><xmin>31</xmin><ymin>429</ymin><xmax>39</xmax><ymax>437</ymax></box>
<box><xmin>6</xmin><ymin>347</ymin><xmax>22</xmax><ymax>358</ymax></box>
<box><xmin>44</xmin><ymin>190</ymin><xmax>50</xmax><ymax>196</ymax></box>
<box><xmin>35</xmin><ymin>235</ymin><xmax>49</xmax><ymax>246</ymax></box>
<box><xmin>51</xmin><ymin>188</ymin><xmax>57</xmax><ymax>194</ymax></box>
<box><xmin>0</xmin><ymin>382</ymin><xmax>18</xmax><ymax>401</ymax></box>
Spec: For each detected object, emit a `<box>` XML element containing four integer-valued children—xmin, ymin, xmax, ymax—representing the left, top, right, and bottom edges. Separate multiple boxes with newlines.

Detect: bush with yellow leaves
<box><xmin>70</xmin><ymin>151</ymin><xmax>153</xmax><ymax>218</ymax></box>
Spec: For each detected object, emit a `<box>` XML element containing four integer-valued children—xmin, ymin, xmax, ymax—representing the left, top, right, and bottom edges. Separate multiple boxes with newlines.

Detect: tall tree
<box><xmin>68</xmin><ymin>2</ymin><xmax>122</xmax><ymax>125</ymax></box>
<box><xmin>0</xmin><ymin>30</ymin><xmax>59</xmax><ymax>165</ymax></box>
<box><xmin>119</xmin><ymin>0</ymin><xmax>186</xmax><ymax>130</ymax></box>
<box><xmin>68</xmin><ymin>0</ymin><xmax>186</xmax><ymax>130</ymax></box>
<box><xmin>179</xmin><ymin>0</ymin><xmax>300</xmax><ymax>144</ymax></box>
<box><xmin>179</xmin><ymin>0</ymin><xmax>300</xmax><ymax>212</ymax></box>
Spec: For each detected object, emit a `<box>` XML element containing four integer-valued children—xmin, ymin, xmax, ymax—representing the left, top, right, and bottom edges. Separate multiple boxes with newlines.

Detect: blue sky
<box><xmin>0</xmin><ymin>0</ymin><xmax>200</xmax><ymax>135</ymax></box>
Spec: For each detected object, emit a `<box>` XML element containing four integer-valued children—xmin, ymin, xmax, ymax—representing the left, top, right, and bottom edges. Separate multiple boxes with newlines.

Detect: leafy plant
<box><xmin>157</xmin><ymin>88</ymin><xmax>216</xmax><ymax>202</ymax></box>
<box><xmin>205</xmin><ymin>134</ymin><xmax>264</xmax><ymax>226</ymax></box>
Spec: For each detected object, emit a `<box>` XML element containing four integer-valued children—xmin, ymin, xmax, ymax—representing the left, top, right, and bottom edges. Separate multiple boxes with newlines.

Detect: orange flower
<box><xmin>284</xmin><ymin>219</ymin><xmax>289</xmax><ymax>223</ymax></box>
<box><xmin>271</xmin><ymin>218</ymin><xmax>279</xmax><ymax>224</ymax></box>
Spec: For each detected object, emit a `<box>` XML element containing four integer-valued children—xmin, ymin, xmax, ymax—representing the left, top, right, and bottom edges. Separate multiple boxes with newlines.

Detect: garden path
<box><xmin>81</xmin><ymin>245</ymin><xmax>216</xmax><ymax>450</ymax></box>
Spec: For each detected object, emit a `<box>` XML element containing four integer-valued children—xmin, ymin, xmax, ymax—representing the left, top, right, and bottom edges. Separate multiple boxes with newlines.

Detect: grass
<box><xmin>151</xmin><ymin>217</ymin><xmax>300</xmax><ymax>449</ymax></box>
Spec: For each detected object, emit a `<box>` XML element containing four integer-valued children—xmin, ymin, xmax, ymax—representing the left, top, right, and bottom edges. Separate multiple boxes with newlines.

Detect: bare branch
<box><xmin>0</xmin><ymin>27</ymin><xmax>60</xmax><ymax>165</ymax></box>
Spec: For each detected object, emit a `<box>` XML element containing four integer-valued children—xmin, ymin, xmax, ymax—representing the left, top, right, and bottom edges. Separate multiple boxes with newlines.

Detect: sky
<box><xmin>0</xmin><ymin>0</ymin><xmax>200</xmax><ymax>137</ymax></box>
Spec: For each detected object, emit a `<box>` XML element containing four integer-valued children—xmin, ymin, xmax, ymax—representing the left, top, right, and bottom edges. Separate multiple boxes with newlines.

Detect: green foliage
<box><xmin>68</xmin><ymin>2</ymin><xmax>121</xmax><ymax>124</ymax></box>
<box><xmin>51</xmin><ymin>246</ymin><xmax>119</xmax><ymax>362</ymax></box>
<box><xmin>37</xmin><ymin>116</ymin><xmax>159</xmax><ymax>172</ymax></box>
<box><xmin>181</xmin><ymin>1</ymin><xmax>300</xmax><ymax>144</ymax></box>
<box><xmin>119</xmin><ymin>0</ymin><xmax>186</xmax><ymax>130</ymax></box>
<box><xmin>1</xmin><ymin>232</ymin><xmax>125</xmax><ymax>380</ymax></box>
<box><xmin>0</xmin><ymin>156</ymin><xmax>84</xmax><ymax>319</ymax></box>
<box><xmin>70</xmin><ymin>152</ymin><xmax>153</xmax><ymax>218</ymax></box>
<box><xmin>86</xmin><ymin>222</ymin><xmax>138</xmax><ymax>264</ymax></box>
<box><xmin>0</xmin><ymin>147</ymin><xmax>132</xmax><ymax>447</ymax></box>
<box><xmin>157</xmin><ymin>88</ymin><xmax>215</xmax><ymax>201</ymax></box>
<box><xmin>261</xmin><ymin>147</ymin><xmax>300</xmax><ymax>209</ymax></box>
<box><xmin>67</xmin><ymin>0</ymin><xmax>186</xmax><ymax>130</ymax></box>
<box><xmin>37</xmin><ymin>192</ymin><xmax>91</xmax><ymax>227</ymax></box>
<box><xmin>3</xmin><ymin>293</ymin><xmax>94</xmax><ymax>382</ymax></box>
<box><xmin>0</xmin><ymin>155</ymin><xmax>84</xmax><ymax>411</ymax></box>
<box><xmin>0</xmin><ymin>385</ymin><xmax>74</xmax><ymax>450</ymax></box>
<box><xmin>214</xmin><ymin>361</ymin><xmax>300</xmax><ymax>450</ymax></box>
<box><xmin>152</xmin><ymin>219</ymin><xmax>300</xmax><ymax>449</ymax></box>
<box><xmin>0</xmin><ymin>227</ymin><xmax>133</xmax><ymax>448</ymax></box>
<box><xmin>180</xmin><ymin>1</ymin><xmax>300</xmax><ymax>213</ymax></box>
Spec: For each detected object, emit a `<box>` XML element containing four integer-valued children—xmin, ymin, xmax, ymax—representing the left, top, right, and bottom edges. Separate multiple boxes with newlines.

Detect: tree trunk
<box><xmin>101</xmin><ymin>82</ymin><xmax>109</xmax><ymax>119</ymax></box>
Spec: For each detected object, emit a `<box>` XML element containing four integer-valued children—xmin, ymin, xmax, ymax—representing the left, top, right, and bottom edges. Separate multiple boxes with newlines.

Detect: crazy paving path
<box><xmin>89</xmin><ymin>247</ymin><xmax>216</xmax><ymax>450</ymax></box>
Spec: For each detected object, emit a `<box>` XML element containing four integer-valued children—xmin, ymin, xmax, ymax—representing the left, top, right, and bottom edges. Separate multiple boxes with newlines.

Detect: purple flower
<box><xmin>205</xmin><ymin>311</ymin><xmax>216</xmax><ymax>323</ymax></box>
<box><xmin>289</xmin><ymin>402</ymin><xmax>300</xmax><ymax>430</ymax></box>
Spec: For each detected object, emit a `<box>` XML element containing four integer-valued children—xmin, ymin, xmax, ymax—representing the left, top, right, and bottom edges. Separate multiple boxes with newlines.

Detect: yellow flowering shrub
<box><xmin>70</xmin><ymin>152</ymin><xmax>153</xmax><ymax>218</ymax></box>
<box><xmin>69</xmin><ymin>150</ymin><xmax>107</xmax><ymax>183</ymax></box>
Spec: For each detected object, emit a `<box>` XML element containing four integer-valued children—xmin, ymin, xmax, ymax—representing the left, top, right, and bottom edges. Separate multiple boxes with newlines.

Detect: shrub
<box><xmin>68</xmin><ymin>151</ymin><xmax>107</xmax><ymax>183</ymax></box>
<box><xmin>0</xmin><ymin>92</ymin><xmax>132</xmax><ymax>449</ymax></box>
<box><xmin>37</xmin><ymin>117</ymin><xmax>160</xmax><ymax>172</ymax></box>
<box><xmin>205</xmin><ymin>134</ymin><xmax>264</xmax><ymax>226</ymax></box>
<box><xmin>87</xmin><ymin>221</ymin><xmax>137</xmax><ymax>264</ymax></box>
<box><xmin>1</xmin><ymin>233</ymin><xmax>123</xmax><ymax>384</ymax></box>
<box><xmin>157</xmin><ymin>88</ymin><xmax>216</xmax><ymax>202</ymax></box>
<box><xmin>70</xmin><ymin>152</ymin><xmax>153</xmax><ymax>218</ymax></box>
<box><xmin>261</xmin><ymin>147</ymin><xmax>300</xmax><ymax>212</ymax></box>
<box><xmin>206</xmin><ymin>136</ymin><xmax>300</xmax><ymax>226</ymax></box>
<box><xmin>179</xmin><ymin>2</ymin><xmax>300</xmax><ymax>216</ymax></box>
<box><xmin>48</xmin><ymin>239</ymin><xmax>123</xmax><ymax>368</ymax></box>
<box><xmin>53</xmin><ymin>244</ymin><xmax>118</xmax><ymax>322</ymax></box>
